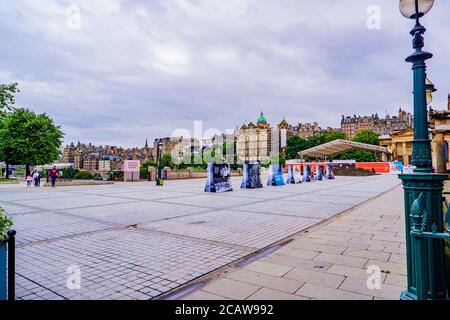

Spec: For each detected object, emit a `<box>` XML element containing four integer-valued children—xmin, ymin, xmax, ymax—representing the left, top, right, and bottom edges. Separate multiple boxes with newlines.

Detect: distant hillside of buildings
<box><xmin>62</xmin><ymin>108</ymin><xmax>413</xmax><ymax>172</ymax></box>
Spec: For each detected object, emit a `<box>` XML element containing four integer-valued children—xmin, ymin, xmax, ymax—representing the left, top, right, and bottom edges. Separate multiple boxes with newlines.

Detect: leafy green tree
<box><xmin>74</xmin><ymin>171</ymin><xmax>93</xmax><ymax>180</ymax></box>
<box><xmin>323</xmin><ymin>130</ymin><xmax>347</xmax><ymax>143</ymax></box>
<box><xmin>140</xmin><ymin>160</ymin><xmax>156</xmax><ymax>179</ymax></box>
<box><xmin>335</xmin><ymin>150</ymin><xmax>377</xmax><ymax>162</ymax></box>
<box><xmin>353</xmin><ymin>130</ymin><xmax>380</xmax><ymax>146</ymax></box>
<box><xmin>0</xmin><ymin>83</ymin><xmax>19</xmax><ymax>115</ymax></box>
<box><xmin>285</xmin><ymin>136</ymin><xmax>309</xmax><ymax>159</ymax></box>
<box><xmin>0</xmin><ymin>108</ymin><xmax>64</xmax><ymax>178</ymax></box>
<box><xmin>160</xmin><ymin>153</ymin><xmax>173</xmax><ymax>169</ymax></box>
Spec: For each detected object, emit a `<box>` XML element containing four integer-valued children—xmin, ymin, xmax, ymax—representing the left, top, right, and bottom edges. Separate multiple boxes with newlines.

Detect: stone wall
<box><xmin>148</xmin><ymin>167</ymin><xmax>242</xmax><ymax>181</ymax></box>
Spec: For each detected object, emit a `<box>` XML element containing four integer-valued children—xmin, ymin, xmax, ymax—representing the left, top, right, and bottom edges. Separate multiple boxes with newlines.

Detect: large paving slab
<box><xmin>182</xmin><ymin>183</ymin><xmax>407</xmax><ymax>301</ymax></box>
<box><xmin>15</xmin><ymin>229</ymin><xmax>248</xmax><ymax>300</ymax></box>
<box><xmin>0</xmin><ymin>174</ymin><xmax>401</xmax><ymax>300</ymax></box>
<box><xmin>141</xmin><ymin>210</ymin><xmax>321</xmax><ymax>249</ymax></box>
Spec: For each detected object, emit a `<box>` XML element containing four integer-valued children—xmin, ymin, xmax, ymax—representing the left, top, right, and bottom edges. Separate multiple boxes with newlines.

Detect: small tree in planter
<box><xmin>0</xmin><ymin>207</ymin><xmax>13</xmax><ymax>300</ymax></box>
<box><xmin>0</xmin><ymin>207</ymin><xmax>12</xmax><ymax>242</ymax></box>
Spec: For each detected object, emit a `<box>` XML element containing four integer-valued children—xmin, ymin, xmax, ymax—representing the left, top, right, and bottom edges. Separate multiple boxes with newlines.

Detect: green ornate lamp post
<box><xmin>399</xmin><ymin>0</ymin><xmax>449</xmax><ymax>300</ymax></box>
<box><xmin>156</xmin><ymin>141</ymin><xmax>164</xmax><ymax>186</ymax></box>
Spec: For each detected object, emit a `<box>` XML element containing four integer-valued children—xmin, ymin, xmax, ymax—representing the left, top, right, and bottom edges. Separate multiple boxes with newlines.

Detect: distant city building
<box><xmin>276</xmin><ymin>118</ymin><xmax>295</xmax><ymax>155</ymax></box>
<box><xmin>341</xmin><ymin>109</ymin><xmax>413</xmax><ymax>140</ymax></box>
<box><xmin>237</xmin><ymin>112</ymin><xmax>272</xmax><ymax>163</ymax></box>
<box><xmin>153</xmin><ymin>137</ymin><xmax>200</xmax><ymax>160</ymax></box>
<box><xmin>98</xmin><ymin>160</ymin><xmax>111</xmax><ymax>172</ymax></box>
<box><xmin>83</xmin><ymin>155</ymin><xmax>99</xmax><ymax>171</ymax></box>
<box><xmin>293</xmin><ymin>122</ymin><xmax>323</xmax><ymax>138</ymax></box>
<box><xmin>62</xmin><ymin>140</ymin><xmax>153</xmax><ymax>173</ymax></box>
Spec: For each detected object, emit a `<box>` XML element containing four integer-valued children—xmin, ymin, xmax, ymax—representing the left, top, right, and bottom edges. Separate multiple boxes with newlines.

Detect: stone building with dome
<box><xmin>237</xmin><ymin>112</ymin><xmax>272</xmax><ymax>163</ymax></box>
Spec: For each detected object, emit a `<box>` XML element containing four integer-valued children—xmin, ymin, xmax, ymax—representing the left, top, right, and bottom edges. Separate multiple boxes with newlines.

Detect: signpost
<box><xmin>124</xmin><ymin>160</ymin><xmax>140</xmax><ymax>182</ymax></box>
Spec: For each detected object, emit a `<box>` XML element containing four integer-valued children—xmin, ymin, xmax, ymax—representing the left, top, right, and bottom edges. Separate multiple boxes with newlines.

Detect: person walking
<box><xmin>50</xmin><ymin>166</ymin><xmax>58</xmax><ymax>188</ymax></box>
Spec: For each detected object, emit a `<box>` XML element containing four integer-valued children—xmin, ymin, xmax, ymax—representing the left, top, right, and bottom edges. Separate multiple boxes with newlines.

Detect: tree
<box><xmin>0</xmin><ymin>83</ymin><xmax>19</xmax><ymax>115</ymax></box>
<box><xmin>285</xmin><ymin>136</ymin><xmax>310</xmax><ymax>159</ymax></box>
<box><xmin>323</xmin><ymin>130</ymin><xmax>347</xmax><ymax>143</ymax></box>
<box><xmin>0</xmin><ymin>108</ymin><xmax>64</xmax><ymax>178</ymax></box>
<box><xmin>140</xmin><ymin>160</ymin><xmax>156</xmax><ymax>179</ymax></box>
<box><xmin>335</xmin><ymin>150</ymin><xmax>377</xmax><ymax>162</ymax></box>
<box><xmin>160</xmin><ymin>153</ymin><xmax>173</xmax><ymax>169</ymax></box>
<box><xmin>353</xmin><ymin>130</ymin><xmax>380</xmax><ymax>146</ymax></box>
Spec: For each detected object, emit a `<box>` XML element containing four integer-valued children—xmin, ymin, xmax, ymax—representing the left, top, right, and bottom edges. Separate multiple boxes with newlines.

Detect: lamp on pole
<box><xmin>398</xmin><ymin>0</ymin><xmax>448</xmax><ymax>300</ymax></box>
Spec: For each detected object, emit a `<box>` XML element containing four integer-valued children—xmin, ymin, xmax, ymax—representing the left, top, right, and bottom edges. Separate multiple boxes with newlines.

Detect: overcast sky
<box><xmin>1</xmin><ymin>0</ymin><xmax>449</xmax><ymax>148</ymax></box>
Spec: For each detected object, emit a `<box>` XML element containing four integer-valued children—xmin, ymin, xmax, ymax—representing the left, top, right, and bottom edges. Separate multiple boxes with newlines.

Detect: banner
<box><xmin>241</xmin><ymin>163</ymin><xmax>263</xmax><ymax>189</ymax></box>
<box><xmin>267</xmin><ymin>164</ymin><xmax>285</xmax><ymax>186</ymax></box>
<box><xmin>205</xmin><ymin>164</ymin><xmax>233</xmax><ymax>193</ymax></box>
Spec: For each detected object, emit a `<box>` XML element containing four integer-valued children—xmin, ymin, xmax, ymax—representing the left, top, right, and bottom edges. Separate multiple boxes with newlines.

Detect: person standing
<box><xmin>50</xmin><ymin>166</ymin><xmax>58</xmax><ymax>188</ymax></box>
<box><xmin>33</xmin><ymin>169</ymin><xmax>40</xmax><ymax>187</ymax></box>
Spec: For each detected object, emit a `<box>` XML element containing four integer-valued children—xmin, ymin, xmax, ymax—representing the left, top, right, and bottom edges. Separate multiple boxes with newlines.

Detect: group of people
<box><xmin>26</xmin><ymin>166</ymin><xmax>59</xmax><ymax>188</ymax></box>
<box><xmin>26</xmin><ymin>170</ymin><xmax>41</xmax><ymax>187</ymax></box>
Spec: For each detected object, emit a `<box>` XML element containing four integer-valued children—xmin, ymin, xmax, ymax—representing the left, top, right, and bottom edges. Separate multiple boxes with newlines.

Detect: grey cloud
<box><xmin>0</xmin><ymin>0</ymin><xmax>448</xmax><ymax>147</ymax></box>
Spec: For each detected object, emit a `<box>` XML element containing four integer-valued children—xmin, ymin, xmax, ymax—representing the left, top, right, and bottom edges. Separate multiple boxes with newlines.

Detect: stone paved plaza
<box><xmin>0</xmin><ymin>175</ymin><xmax>401</xmax><ymax>300</ymax></box>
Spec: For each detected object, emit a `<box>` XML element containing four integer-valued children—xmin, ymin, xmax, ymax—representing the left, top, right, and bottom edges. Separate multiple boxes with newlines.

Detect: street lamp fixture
<box><xmin>399</xmin><ymin>0</ymin><xmax>434</xmax><ymax>19</ymax></box>
<box><xmin>425</xmin><ymin>77</ymin><xmax>436</xmax><ymax>105</ymax></box>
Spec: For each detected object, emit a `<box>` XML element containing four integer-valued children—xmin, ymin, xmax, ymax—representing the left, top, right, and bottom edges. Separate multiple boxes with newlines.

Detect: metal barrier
<box><xmin>408</xmin><ymin>194</ymin><xmax>449</xmax><ymax>300</ymax></box>
<box><xmin>0</xmin><ymin>229</ymin><xmax>15</xmax><ymax>301</ymax></box>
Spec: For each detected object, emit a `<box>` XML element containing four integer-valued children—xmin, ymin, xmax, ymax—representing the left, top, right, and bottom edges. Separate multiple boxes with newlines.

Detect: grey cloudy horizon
<box><xmin>1</xmin><ymin>0</ymin><xmax>449</xmax><ymax>148</ymax></box>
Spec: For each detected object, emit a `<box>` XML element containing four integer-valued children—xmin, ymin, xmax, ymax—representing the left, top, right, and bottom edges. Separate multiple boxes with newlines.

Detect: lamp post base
<box><xmin>400</xmin><ymin>290</ymin><xmax>417</xmax><ymax>301</ymax></box>
<box><xmin>399</xmin><ymin>173</ymin><xmax>448</xmax><ymax>300</ymax></box>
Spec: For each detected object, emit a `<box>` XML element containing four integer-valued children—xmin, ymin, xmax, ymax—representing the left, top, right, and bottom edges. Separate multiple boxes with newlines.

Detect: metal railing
<box><xmin>409</xmin><ymin>193</ymin><xmax>450</xmax><ymax>300</ymax></box>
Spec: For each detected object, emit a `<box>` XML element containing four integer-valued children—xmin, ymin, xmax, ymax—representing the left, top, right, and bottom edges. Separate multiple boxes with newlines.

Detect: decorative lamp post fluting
<box><xmin>399</xmin><ymin>0</ymin><xmax>448</xmax><ymax>300</ymax></box>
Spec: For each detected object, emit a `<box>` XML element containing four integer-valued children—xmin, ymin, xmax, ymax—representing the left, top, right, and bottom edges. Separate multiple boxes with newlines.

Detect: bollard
<box><xmin>303</xmin><ymin>165</ymin><xmax>311</xmax><ymax>182</ymax></box>
<box><xmin>286</xmin><ymin>165</ymin><xmax>297</xmax><ymax>184</ymax></box>
<box><xmin>317</xmin><ymin>165</ymin><xmax>323</xmax><ymax>181</ymax></box>
<box><xmin>325</xmin><ymin>164</ymin><xmax>335</xmax><ymax>180</ymax></box>
<box><xmin>205</xmin><ymin>164</ymin><xmax>233</xmax><ymax>193</ymax></box>
<box><xmin>241</xmin><ymin>163</ymin><xmax>263</xmax><ymax>189</ymax></box>
<box><xmin>267</xmin><ymin>164</ymin><xmax>285</xmax><ymax>186</ymax></box>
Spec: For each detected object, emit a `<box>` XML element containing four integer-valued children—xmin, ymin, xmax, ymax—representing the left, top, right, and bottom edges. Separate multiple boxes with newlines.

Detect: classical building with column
<box><xmin>379</xmin><ymin>94</ymin><xmax>450</xmax><ymax>172</ymax></box>
<box><xmin>379</xmin><ymin>129</ymin><xmax>414</xmax><ymax>165</ymax></box>
<box><xmin>430</xmin><ymin>96</ymin><xmax>450</xmax><ymax>173</ymax></box>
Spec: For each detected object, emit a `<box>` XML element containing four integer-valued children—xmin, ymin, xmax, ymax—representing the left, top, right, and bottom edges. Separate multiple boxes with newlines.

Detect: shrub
<box><xmin>0</xmin><ymin>207</ymin><xmax>13</xmax><ymax>242</ymax></box>
<box><xmin>62</xmin><ymin>168</ymin><xmax>79</xmax><ymax>179</ymax></box>
<box><xmin>111</xmin><ymin>171</ymin><xmax>124</xmax><ymax>181</ymax></box>
<box><xmin>73</xmin><ymin>171</ymin><xmax>93</xmax><ymax>180</ymax></box>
